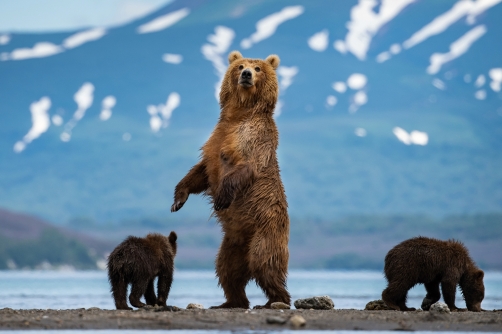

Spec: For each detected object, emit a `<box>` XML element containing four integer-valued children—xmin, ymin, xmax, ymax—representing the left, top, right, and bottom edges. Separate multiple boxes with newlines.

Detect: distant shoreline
<box><xmin>1</xmin><ymin>308</ymin><xmax>501</xmax><ymax>331</ymax></box>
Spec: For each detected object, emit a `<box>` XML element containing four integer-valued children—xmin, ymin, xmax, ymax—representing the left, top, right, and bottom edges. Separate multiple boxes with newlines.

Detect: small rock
<box><xmin>266</xmin><ymin>316</ymin><xmax>287</xmax><ymax>324</ymax></box>
<box><xmin>187</xmin><ymin>303</ymin><xmax>204</xmax><ymax>310</ymax></box>
<box><xmin>294</xmin><ymin>296</ymin><xmax>334</xmax><ymax>310</ymax></box>
<box><xmin>271</xmin><ymin>302</ymin><xmax>290</xmax><ymax>310</ymax></box>
<box><xmin>365</xmin><ymin>300</ymin><xmax>393</xmax><ymax>311</ymax></box>
<box><xmin>289</xmin><ymin>314</ymin><xmax>306</xmax><ymax>327</ymax></box>
<box><xmin>86</xmin><ymin>307</ymin><xmax>101</xmax><ymax>312</ymax></box>
<box><xmin>429</xmin><ymin>302</ymin><xmax>450</xmax><ymax>314</ymax></box>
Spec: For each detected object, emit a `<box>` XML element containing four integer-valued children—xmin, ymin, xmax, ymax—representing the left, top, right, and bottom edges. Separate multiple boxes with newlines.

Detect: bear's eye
<box><xmin>255</xmin><ymin>67</ymin><xmax>261</xmax><ymax>72</ymax></box>
<box><xmin>238</xmin><ymin>65</ymin><xmax>244</xmax><ymax>70</ymax></box>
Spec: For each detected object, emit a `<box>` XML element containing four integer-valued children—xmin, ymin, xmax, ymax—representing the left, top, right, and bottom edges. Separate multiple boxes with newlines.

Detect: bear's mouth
<box><xmin>238</xmin><ymin>79</ymin><xmax>254</xmax><ymax>88</ymax></box>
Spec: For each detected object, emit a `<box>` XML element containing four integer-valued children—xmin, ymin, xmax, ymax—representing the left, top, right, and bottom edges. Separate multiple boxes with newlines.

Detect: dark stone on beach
<box><xmin>294</xmin><ymin>296</ymin><xmax>334</xmax><ymax>310</ymax></box>
<box><xmin>365</xmin><ymin>300</ymin><xmax>393</xmax><ymax>311</ymax></box>
<box><xmin>154</xmin><ymin>305</ymin><xmax>182</xmax><ymax>312</ymax></box>
<box><xmin>266</xmin><ymin>316</ymin><xmax>287</xmax><ymax>324</ymax></box>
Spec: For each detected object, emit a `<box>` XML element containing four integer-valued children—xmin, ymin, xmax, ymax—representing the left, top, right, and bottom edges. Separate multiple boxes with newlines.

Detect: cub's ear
<box><xmin>476</xmin><ymin>270</ymin><xmax>484</xmax><ymax>281</ymax></box>
<box><xmin>265</xmin><ymin>54</ymin><xmax>280</xmax><ymax>70</ymax></box>
<box><xmin>228</xmin><ymin>50</ymin><xmax>243</xmax><ymax>64</ymax></box>
<box><xmin>168</xmin><ymin>231</ymin><xmax>177</xmax><ymax>244</ymax></box>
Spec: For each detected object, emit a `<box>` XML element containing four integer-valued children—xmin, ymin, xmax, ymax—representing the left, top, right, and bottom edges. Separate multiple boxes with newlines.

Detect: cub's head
<box><xmin>461</xmin><ymin>268</ymin><xmax>485</xmax><ymax>312</ymax></box>
<box><xmin>220</xmin><ymin>51</ymin><xmax>280</xmax><ymax>110</ymax></box>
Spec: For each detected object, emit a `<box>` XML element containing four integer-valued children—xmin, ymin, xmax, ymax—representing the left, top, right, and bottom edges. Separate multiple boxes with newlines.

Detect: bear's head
<box><xmin>220</xmin><ymin>51</ymin><xmax>280</xmax><ymax>111</ymax></box>
<box><xmin>460</xmin><ymin>268</ymin><xmax>485</xmax><ymax>312</ymax></box>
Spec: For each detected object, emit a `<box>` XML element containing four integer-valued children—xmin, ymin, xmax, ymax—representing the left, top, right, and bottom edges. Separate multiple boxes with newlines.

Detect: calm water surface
<box><xmin>0</xmin><ymin>270</ymin><xmax>501</xmax><ymax>310</ymax></box>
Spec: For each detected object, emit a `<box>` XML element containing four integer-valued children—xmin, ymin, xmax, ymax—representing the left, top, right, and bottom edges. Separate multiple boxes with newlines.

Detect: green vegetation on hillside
<box><xmin>0</xmin><ymin>229</ymin><xmax>97</xmax><ymax>270</ymax></box>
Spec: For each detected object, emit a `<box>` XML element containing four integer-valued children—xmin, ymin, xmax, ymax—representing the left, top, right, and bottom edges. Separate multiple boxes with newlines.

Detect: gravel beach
<box><xmin>1</xmin><ymin>307</ymin><xmax>501</xmax><ymax>331</ymax></box>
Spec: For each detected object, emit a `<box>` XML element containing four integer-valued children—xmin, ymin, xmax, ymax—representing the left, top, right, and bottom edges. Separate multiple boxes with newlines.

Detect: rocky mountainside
<box><xmin>0</xmin><ymin>0</ymin><xmax>501</xmax><ymax>223</ymax></box>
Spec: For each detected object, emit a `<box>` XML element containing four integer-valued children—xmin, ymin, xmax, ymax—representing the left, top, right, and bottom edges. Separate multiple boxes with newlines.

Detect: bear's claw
<box><xmin>171</xmin><ymin>200</ymin><xmax>185</xmax><ymax>212</ymax></box>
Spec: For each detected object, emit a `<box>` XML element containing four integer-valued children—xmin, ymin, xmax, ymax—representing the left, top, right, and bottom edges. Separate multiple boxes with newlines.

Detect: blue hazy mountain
<box><xmin>0</xmin><ymin>0</ymin><xmax>501</xmax><ymax>224</ymax></box>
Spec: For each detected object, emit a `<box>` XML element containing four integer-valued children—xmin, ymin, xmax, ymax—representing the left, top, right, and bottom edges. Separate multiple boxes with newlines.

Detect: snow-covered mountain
<box><xmin>1</xmin><ymin>0</ymin><xmax>501</xmax><ymax>223</ymax></box>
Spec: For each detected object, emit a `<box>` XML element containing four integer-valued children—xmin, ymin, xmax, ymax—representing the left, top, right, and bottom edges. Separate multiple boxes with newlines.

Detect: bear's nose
<box><xmin>241</xmin><ymin>69</ymin><xmax>252</xmax><ymax>80</ymax></box>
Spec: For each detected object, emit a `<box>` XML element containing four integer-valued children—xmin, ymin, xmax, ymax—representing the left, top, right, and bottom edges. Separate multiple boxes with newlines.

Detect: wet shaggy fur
<box><xmin>382</xmin><ymin>236</ymin><xmax>485</xmax><ymax>312</ymax></box>
<box><xmin>171</xmin><ymin>51</ymin><xmax>290</xmax><ymax>309</ymax></box>
<box><xmin>107</xmin><ymin>232</ymin><xmax>177</xmax><ymax>310</ymax></box>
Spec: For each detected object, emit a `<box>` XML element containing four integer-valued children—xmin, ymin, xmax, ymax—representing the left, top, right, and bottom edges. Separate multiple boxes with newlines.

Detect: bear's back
<box><xmin>385</xmin><ymin>236</ymin><xmax>472</xmax><ymax>283</ymax></box>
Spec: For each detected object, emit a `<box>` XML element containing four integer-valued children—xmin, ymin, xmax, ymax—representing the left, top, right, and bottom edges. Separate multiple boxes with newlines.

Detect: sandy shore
<box><xmin>1</xmin><ymin>307</ymin><xmax>501</xmax><ymax>331</ymax></box>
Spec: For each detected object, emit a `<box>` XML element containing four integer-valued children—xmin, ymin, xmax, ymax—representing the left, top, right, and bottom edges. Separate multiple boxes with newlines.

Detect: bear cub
<box><xmin>382</xmin><ymin>236</ymin><xmax>484</xmax><ymax>312</ymax></box>
<box><xmin>107</xmin><ymin>231</ymin><xmax>177</xmax><ymax>310</ymax></box>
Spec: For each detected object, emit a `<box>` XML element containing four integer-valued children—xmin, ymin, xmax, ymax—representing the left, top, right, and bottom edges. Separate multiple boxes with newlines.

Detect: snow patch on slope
<box><xmin>137</xmin><ymin>8</ymin><xmax>190</xmax><ymax>34</ymax></box>
<box><xmin>1</xmin><ymin>27</ymin><xmax>107</xmax><ymax>61</ymax></box>
<box><xmin>393</xmin><ymin>127</ymin><xmax>429</xmax><ymax>145</ymax></box>
<box><xmin>100</xmin><ymin>96</ymin><xmax>116</xmax><ymax>121</ymax></box>
<box><xmin>403</xmin><ymin>0</ymin><xmax>500</xmax><ymax>49</ymax></box>
<box><xmin>335</xmin><ymin>0</ymin><xmax>415</xmax><ymax>60</ymax></box>
<box><xmin>201</xmin><ymin>26</ymin><xmax>235</xmax><ymax>101</ymax></box>
<box><xmin>61</xmin><ymin>83</ymin><xmax>95</xmax><ymax>142</ymax></box>
<box><xmin>162</xmin><ymin>53</ymin><xmax>183</xmax><ymax>64</ymax></box>
<box><xmin>147</xmin><ymin>93</ymin><xmax>180</xmax><ymax>132</ymax></box>
<box><xmin>0</xmin><ymin>34</ymin><xmax>10</xmax><ymax>45</ymax></box>
<box><xmin>63</xmin><ymin>28</ymin><xmax>107</xmax><ymax>49</ymax></box>
<box><xmin>13</xmin><ymin>97</ymin><xmax>51</xmax><ymax>153</ymax></box>
<box><xmin>308</xmin><ymin>30</ymin><xmax>329</xmax><ymax>52</ymax></box>
<box><xmin>2</xmin><ymin>42</ymin><xmax>63</xmax><ymax>61</ymax></box>
<box><xmin>427</xmin><ymin>25</ymin><xmax>486</xmax><ymax>74</ymax></box>
<box><xmin>241</xmin><ymin>6</ymin><xmax>304</xmax><ymax>49</ymax></box>
<box><xmin>489</xmin><ymin>68</ymin><xmax>502</xmax><ymax>92</ymax></box>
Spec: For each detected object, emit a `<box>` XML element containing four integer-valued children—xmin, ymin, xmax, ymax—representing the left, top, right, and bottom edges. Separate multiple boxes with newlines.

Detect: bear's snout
<box><xmin>239</xmin><ymin>68</ymin><xmax>254</xmax><ymax>87</ymax></box>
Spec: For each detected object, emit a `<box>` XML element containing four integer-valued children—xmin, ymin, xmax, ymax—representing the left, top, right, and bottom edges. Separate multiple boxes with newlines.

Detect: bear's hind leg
<box><xmin>110</xmin><ymin>276</ymin><xmax>132</xmax><ymax>310</ymax></box>
<box><xmin>422</xmin><ymin>279</ymin><xmax>441</xmax><ymax>310</ymax></box>
<box><xmin>210</xmin><ymin>236</ymin><xmax>251</xmax><ymax>309</ymax></box>
<box><xmin>249</xmin><ymin>231</ymin><xmax>291</xmax><ymax>309</ymax></box>
<box><xmin>144</xmin><ymin>279</ymin><xmax>157</xmax><ymax>306</ymax></box>
<box><xmin>129</xmin><ymin>279</ymin><xmax>149</xmax><ymax>308</ymax></box>
<box><xmin>253</xmin><ymin>270</ymin><xmax>290</xmax><ymax>309</ymax></box>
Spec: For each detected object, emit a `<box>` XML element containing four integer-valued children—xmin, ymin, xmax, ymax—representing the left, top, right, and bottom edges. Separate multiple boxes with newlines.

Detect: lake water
<box><xmin>0</xmin><ymin>270</ymin><xmax>501</xmax><ymax>311</ymax></box>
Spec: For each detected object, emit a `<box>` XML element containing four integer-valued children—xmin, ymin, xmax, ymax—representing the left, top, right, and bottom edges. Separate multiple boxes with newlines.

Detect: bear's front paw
<box><xmin>214</xmin><ymin>193</ymin><xmax>232</xmax><ymax>211</ymax></box>
<box><xmin>171</xmin><ymin>200</ymin><xmax>185</xmax><ymax>212</ymax></box>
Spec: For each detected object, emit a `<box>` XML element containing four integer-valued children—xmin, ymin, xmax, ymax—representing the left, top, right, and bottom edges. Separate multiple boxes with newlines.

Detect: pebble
<box><xmin>86</xmin><ymin>307</ymin><xmax>101</xmax><ymax>312</ymax></box>
<box><xmin>186</xmin><ymin>303</ymin><xmax>204</xmax><ymax>310</ymax></box>
<box><xmin>294</xmin><ymin>296</ymin><xmax>334</xmax><ymax>310</ymax></box>
<box><xmin>270</xmin><ymin>302</ymin><xmax>290</xmax><ymax>310</ymax></box>
<box><xmin>289</xmin><ymin>314</ymin><xmax>306</xmax><ymax>327</ymax></box>
<box><xmin>266</xmin><ymin>316</ymin><xmax>287</xmax><ymax>324</ymax></box>
<box><xmin>365</xmin><ymin>300</ymin><xmax>393</xmax><ymax>311</ymax></box>
<box><xmin>429</xmin><ymin>302</ymin><xmax>450</xmax><ymax>314</ymax></box>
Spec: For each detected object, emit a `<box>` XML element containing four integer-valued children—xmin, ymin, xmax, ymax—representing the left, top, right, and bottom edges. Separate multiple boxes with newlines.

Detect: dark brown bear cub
<box><xmin>107</xmin><ymin>232</ymin><xmax>177</xmax><ymax>310</ymax></box>
<box><xmin>382</xmin><ymin>236</ymin><xmax>484</xmax><ymax>312</ymax></box>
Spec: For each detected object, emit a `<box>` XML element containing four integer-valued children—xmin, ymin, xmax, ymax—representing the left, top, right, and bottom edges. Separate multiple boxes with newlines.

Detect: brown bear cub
<box><xmin>382</xmin><ymin>236</ymin><xmax>484</xmax><ymax>312</ymax></box>
<box><xmin>107</xmin><ymin>232</ymin><xmax>177</xmax><ymax>310</ymax></box>
<box><xmin>171</xmin><ymin>51</ymin><xmax>290</xmax><ymax>309</ymax></box>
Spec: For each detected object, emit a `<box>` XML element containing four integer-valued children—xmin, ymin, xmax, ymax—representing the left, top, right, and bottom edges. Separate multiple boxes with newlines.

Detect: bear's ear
<box><xmin>476</xmin><ymin>270</ymin><xmax>484</xmax><ymax>281</ymax></box>
<box><xmin>265</xmin><ymin>54</ymin><xmax>280</xmax><ymax>70</ymax></box>
<box><xmin>228</xmin><ymin>51</ymin><xmax>243</xmax><ymax>64</ymax></box>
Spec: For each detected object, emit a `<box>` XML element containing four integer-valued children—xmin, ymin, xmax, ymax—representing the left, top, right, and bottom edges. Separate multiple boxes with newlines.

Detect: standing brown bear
<box><xmin>382</xmin><ymin>236</ymin><xmax>485</xmax><ymax>312</ymax></box>
<box><xmin>107</xmin><ymin>232</ymin><xmax>177</xmax><ymax>310</ymax></box>
<box><xmin>171</xmin><ymin>51</ymin><xmax>290</xmax><ymax>309</ymax></box>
